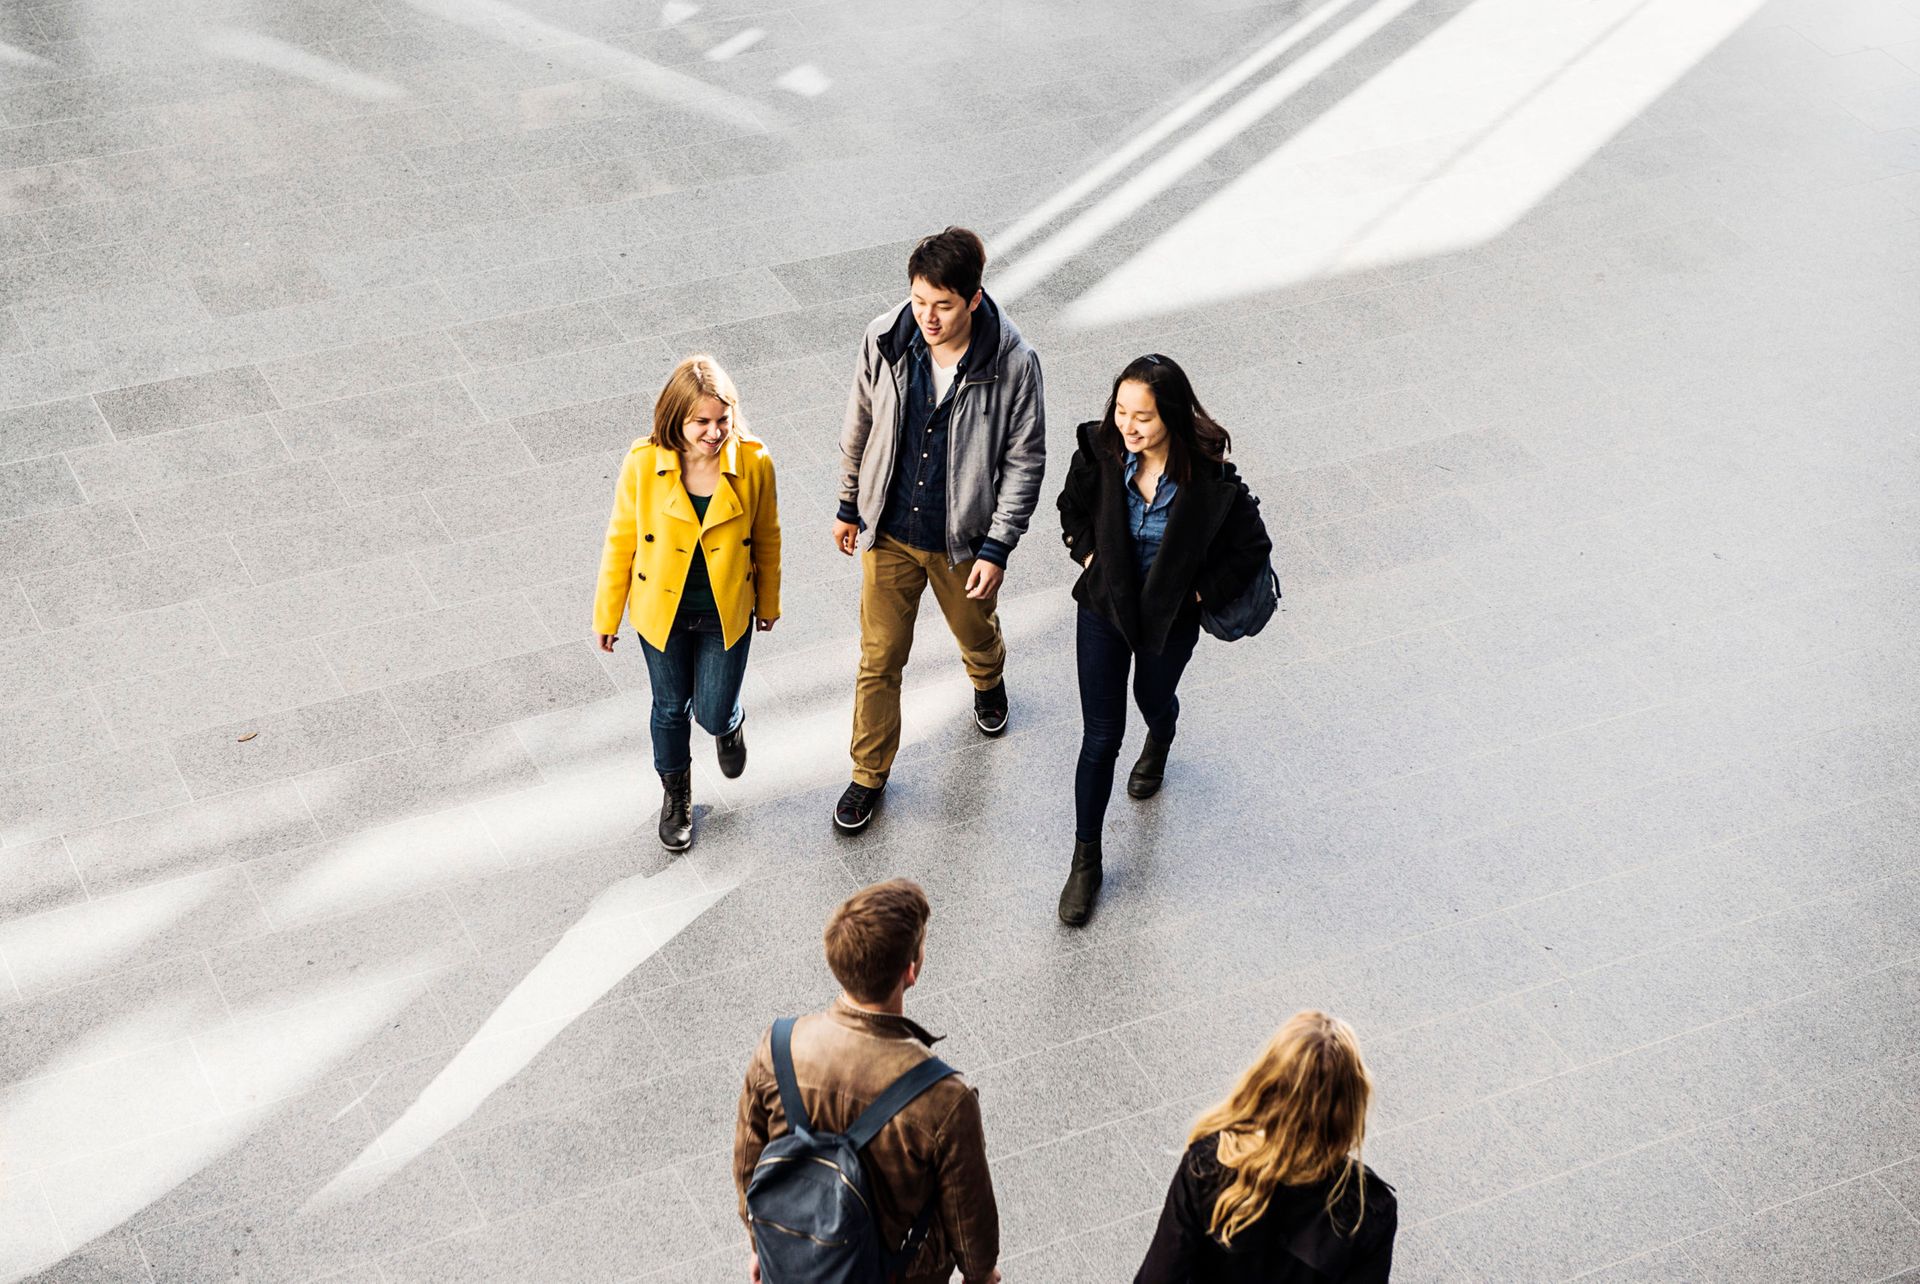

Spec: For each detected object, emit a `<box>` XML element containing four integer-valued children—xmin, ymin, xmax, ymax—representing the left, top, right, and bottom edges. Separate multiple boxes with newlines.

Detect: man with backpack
<box><xmin>733</xmin><ymin>879</ymin><xmax>1001</xmax><ymax>1284</ymax></box>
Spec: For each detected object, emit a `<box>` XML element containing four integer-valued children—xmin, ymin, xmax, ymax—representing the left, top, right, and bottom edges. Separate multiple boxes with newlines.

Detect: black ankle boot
<box><xmin>716</xmin><ymin>714</ymin><xmax>747</xmax><ymax>779</ymax></box>
<box><xmin>1127</xmin><ymin>735</ymin><xmax>1171</xmax><ymax>799</ymax></box>
<box><xmin>1057</xmin><ymin>839</ymin><xmax>1103</xmax><ymax>927</ymax></box>
<box><xmin>658</xmin><ymin>769</ymin><xmax>693</xmax><ymax>852</ymax></box>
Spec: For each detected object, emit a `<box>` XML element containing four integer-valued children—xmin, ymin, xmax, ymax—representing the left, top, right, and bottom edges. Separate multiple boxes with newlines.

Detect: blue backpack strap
<box><xmin>769</xmin><ymin>1017</ymin><xmax>812</xmax><ymax>1136</ymax></box>
<box><xmin>844</xmin><ymin>1056</ymin><xmax>957</xmax><ymax>1151</ymax></box>
<box><xmin>887</xmin><ymin>1194</ymin><xmax>943</xmax><ymax>1277</ymax></box>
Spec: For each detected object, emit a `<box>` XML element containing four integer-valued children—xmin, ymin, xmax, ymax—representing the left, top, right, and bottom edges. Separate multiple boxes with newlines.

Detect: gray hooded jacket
<box><xmin>836</xmin><ymin>295</ymin><xmax>1046</xmax><ymax>567</ymax></box>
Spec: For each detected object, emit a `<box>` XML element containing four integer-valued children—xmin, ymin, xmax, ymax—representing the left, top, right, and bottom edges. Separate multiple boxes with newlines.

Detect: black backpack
<box><xmin>1201</xmin><ymin>559</ymin><xmax>1282</xmax><ymax>641</ymax></box>
<box><xmin>745</xmin><ymin>1017</ymin><xmax>958</xmax><ymax>1284</ymax></box>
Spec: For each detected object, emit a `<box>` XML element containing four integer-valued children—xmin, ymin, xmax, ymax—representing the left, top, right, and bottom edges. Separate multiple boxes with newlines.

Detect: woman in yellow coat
<box><xmin>594</xmin><ymin>356</ymin><xmax>781</xmax><ymax>852</ymax></box>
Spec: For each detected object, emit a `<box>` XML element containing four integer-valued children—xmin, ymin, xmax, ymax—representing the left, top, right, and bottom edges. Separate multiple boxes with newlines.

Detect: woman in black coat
<box><xmin>1136</xmin><ymin>1010</ymin><xmax>1397</xmax><ymax>1284</ymax></box>
<box><xmin>1055</xmin><ymin>353</ymin><xmax>1271</xmax><ymax>926</ymax></box>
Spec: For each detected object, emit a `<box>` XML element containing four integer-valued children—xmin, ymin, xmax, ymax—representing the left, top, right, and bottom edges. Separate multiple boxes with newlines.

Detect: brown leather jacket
<box><xmin>733</xmin><ymin>997</ymin><xmax>1000</xmax><ymax>1282</ymax></box>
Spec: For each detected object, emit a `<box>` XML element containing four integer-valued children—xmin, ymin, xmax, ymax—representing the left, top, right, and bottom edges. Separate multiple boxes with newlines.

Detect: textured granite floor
<box><xmin>3</xmin><ymin>0</ymin><xmax>1920</xmax><ymax>1280</ymax></box>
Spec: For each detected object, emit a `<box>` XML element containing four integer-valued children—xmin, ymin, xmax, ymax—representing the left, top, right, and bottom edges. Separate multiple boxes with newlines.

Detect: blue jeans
<box><xmin>1075</xmin><ymin>607</ymin><xmax>1199</xmax><ymax>842</ymax></box>
<box><xmin>639</xmin><ymin>612</ymin><xmax>751</xmax><ymax>774</ymax></box>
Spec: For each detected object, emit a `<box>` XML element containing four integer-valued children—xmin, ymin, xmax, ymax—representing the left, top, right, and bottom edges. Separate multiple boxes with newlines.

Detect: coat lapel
<box><xmin>701</xmin><ymin>475</ymin><xmax>743</xmax><ymax>529</ymax></box>
<box><xmin>1095</xmin><ymin>450</ymin><xmax>1141</xmax><ymax>637</ymax></box>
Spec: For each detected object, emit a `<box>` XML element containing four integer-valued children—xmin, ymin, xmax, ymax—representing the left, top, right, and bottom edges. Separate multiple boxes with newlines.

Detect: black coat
<box><xmin>1057</xmin><ymin>420</ymin><xmax>1273</xmax><ymax>655</ymax></box>
<box><xmin>1135</xmin><ymin>1136</ymin><xmax>1397</xmax><ymax>1284</ymax></box>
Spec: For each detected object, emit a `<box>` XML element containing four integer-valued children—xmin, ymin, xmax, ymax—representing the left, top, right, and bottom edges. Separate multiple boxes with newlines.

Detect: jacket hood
<box><xmin>873</xmin><ymin>292</ymin><xmax>1020</xmax><ymax>378</ymax></box>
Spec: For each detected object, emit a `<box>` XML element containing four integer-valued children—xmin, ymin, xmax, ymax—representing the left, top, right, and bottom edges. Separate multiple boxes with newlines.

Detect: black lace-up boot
<box><xmin>658</xmin><ymin>769</ymin><xmax>693</xmax><ymax>852</ymax></box>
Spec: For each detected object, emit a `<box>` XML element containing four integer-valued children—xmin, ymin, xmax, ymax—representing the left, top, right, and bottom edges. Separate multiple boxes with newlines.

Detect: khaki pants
<box><xmin>851</xmin><ymin>535</ymin><xmax>1006</xmax><ymax>787</ymax></box>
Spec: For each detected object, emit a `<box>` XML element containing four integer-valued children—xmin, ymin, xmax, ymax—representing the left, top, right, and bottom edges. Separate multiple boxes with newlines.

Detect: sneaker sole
<box><xmin>974</xmin><ymin>713</ymin><xmax>1009</xmax><ymax>737</ymax></box>
<box><xmin>832</xmin><ymin>810</ymin><xmax>875</xmax><ymax>834</ymax></box>
<box><xmin>660</xmin><ymin>835</ymin><xmax>693</xmax><ymax>853</ymax></box>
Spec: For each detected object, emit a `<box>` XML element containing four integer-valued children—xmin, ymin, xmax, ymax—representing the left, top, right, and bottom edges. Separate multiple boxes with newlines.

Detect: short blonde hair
<box><xmin>651</xmin><ymin>355</ymin><xmax>741</xmax><ymax>453</ymax></box>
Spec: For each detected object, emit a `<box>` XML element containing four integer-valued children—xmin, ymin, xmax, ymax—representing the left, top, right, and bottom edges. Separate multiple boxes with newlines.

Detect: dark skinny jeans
<box><xmin>1074</xmin><ymin>606</ymin><xmax>1200</xmax><ymax>843</ymax></box>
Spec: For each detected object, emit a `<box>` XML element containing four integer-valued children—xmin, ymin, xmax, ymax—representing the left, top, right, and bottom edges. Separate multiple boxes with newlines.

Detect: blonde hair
<box><xmin>651</xmin><ymin>355</ymin><xmax>742</xmax><ymax>453</ymax></box>
<box><xmin>1188</xmin><ymin>1010</ymin><xmax>1373</xmax><ymax>1245</ymax></box>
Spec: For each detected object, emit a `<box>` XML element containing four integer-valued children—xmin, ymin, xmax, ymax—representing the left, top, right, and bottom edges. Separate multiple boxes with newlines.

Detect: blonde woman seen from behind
<box><xmin>1135</xmin><ymin>1011</ymin><xmax>1396</xmax><ymax>1283</ymax></box>
<box><xmin>594</xmin><ymin>356</ymin><xmax>781</xmax><ymax>854</ymax></box>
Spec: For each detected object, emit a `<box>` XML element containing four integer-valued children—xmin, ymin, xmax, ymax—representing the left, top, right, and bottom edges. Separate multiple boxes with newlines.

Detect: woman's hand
<box><xmin>756</xmin><ymin>616</ymin><xmax>778</xmax><ymax>632</ymax></box>
<box><xmin>596</xmin><ymin>633</ymin><xmax>618</xmax><ymax>653</ymax></box>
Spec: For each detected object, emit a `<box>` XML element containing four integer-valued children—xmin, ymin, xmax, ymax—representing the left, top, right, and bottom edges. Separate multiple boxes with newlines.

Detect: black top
<box><xmin>680</xmin><ymin>492</ymin><xmax>717</xmax><ymax>614</ymax></box>
<box><xmin>1058</xmin><ymin>421</ymin><xmax>1272</xmax><ymax>655</ymax></box>
<box><xmin>1135</xmin><ymin>1135</ymin><xmax>1396</xmax><ymax>1284</ymax></box>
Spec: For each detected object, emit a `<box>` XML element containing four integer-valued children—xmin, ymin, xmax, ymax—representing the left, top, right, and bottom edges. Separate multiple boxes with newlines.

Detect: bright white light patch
<box><xmin>776</xmin><ymin>63</ymin><xmax>832</xmax><ymax>97</ymax></box>
<box><xmin>0</xmin><ymin>39</ymin><xmax>53</xmax><ymax>67</ymax></box>
<box><xmin>999</xmin><ymin>0</ymin><xmax>1768</xmax><ymax>327</ymax></box>
<box><xmin>706</xmin><ymin>27</ymin><xmax>765</xmax><ymax>60</ymax></box>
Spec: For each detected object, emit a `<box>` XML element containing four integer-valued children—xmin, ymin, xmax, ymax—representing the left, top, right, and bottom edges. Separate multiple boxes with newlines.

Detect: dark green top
<box><xmin>680</xmin><ymin>492</ymin><xmax>717</xmax><ymax>614</ymax></box>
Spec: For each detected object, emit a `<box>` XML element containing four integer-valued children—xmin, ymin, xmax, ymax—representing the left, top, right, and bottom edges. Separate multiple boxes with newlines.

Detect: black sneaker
<box><xmin>833</xmin><ymin>781</ymin><xmax>884</xmax><ymax>833</ymax></box>
<box><xmin>973</xmin><ymin>680</ymin><xmax>1009</xmax><ymax>737</ymax></box>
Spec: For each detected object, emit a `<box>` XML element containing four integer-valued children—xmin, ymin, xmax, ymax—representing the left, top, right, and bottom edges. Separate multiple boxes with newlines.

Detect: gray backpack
<box><xmin>745</xmin><ymin>1016</ymin><xmax>957</xmax><ymax>1284</ymax></box>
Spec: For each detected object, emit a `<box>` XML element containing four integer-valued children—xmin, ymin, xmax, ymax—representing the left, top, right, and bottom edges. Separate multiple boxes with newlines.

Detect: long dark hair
<box><xmin>1097</xmin><ymin>353</ymin><xmax>1231</xmax><ymax>483</ymax></box>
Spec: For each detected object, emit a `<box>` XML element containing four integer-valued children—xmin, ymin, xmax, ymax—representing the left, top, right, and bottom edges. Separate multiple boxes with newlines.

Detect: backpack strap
<box><xmin>886</xmin><ymin>1194</ymin><xmax>944</xmax><ymax>1278</ymax></box>
<box><xmin>844</xmin><ymin>1056</ymin><xmax>957</xmax><ymax>1151</ymax></box>
<box><xmin>769</xmin><ymin>1017</ymin><xmax>813</xmax><ymax>1136</ymax></box>
<box><xmin>851</xmin><ymin>1057</ymin><xmax>961</xmax><ymax>1280</ymax></box>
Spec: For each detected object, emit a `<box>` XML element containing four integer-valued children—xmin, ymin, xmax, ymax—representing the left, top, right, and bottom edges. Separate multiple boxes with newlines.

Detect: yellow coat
<box><xmin>593</xmin><ymin>434</ymin><xmax>782</xmax><ymax>650</ymax></box>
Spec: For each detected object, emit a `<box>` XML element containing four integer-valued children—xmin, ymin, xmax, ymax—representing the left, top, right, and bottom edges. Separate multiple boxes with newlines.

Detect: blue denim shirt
<box><xmin>1124</xmin><ymin>451</ymin><xmax>1178</xmax><ymax>581</ymax></box>
<box><xmin>877</xmin><ymin>330</ymin><xmax>958</xmax><ymax>554</ymax></box>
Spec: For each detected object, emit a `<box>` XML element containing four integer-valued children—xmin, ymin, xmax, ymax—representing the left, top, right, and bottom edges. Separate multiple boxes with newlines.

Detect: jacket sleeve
<box><xmin>933</xmin><ymin>1086</ymin><xmax>1000</xmax><ymax>1282</ymax></box>
<box><xmin>981</xmin><ymin>347</ymin><xmax>1047</xmax><ymax>563</ymax></box>
<box><xmin>1133</xmin><ymin>1157</ymin><xmax>1207</xmax><ymax>1284</ymax></box>
<box><xmin>733</xmin><ymin>1038</ymin><xmax>773</xmax><ymax>1241</ymax></box>
<box><xmin>592</xmin><ymin>451</ymin><xmax>639</xmax><ymax>636</ymax></box>
<box><xmin>1195</xmin><ymin>479</ymin><xmax>1273</xmax><ymax>607</ymax></box>
<box><xmin>836</xmin><ymin>329</ymin><xmax>877</xmax><ymax>524</ymax></box>
<box><xmin>1057</xmin><ymin>439</ymin><xmax>1097</xmax><ymax>567</ymax></box>
<box><xmin>1347</xmin><ymin>1198</ymin><xmax>1397</xmax><ymax>1284</ymax></box>
<box><xmin>751</xmin><ymin>451</ymin><xmax>782</xmax><ymax>622</ymax></box>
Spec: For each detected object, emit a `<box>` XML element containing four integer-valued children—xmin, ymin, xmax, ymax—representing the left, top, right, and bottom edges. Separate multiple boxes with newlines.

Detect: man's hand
<box><xmin>963</xmin><ymin>1271</ymin><xmax>1002</xmax><ymax>1284</ymax></box>
<box><xmin>755</xmin><ymin>616</ymin><xmax>778</xmax><ymax>632</ymax></box>
<box><xmin>596</xmin><ymin>633</ymin><xmax>617</xmax><ymax>653</ymax></box>
<box><xmin>832</xmin><ymin>520</ymin><xmax>859</xmax><ymax>556</ymax></box>
<box><xmin>748</xmin><ymin>1253</ymin><xmax>760</xmax><ymax>1283</ymax></box>
<box><xmin>965</xmin><ymin>561</ymin><xmax>1004</xmax><ymax>600</ymax></box>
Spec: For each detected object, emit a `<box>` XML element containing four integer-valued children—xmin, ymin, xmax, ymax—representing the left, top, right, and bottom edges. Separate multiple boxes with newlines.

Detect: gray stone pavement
<box><xmin>3</xmin><ymin>0</ymin><xmax>1920</xmax><ymax>1279</ymax></box>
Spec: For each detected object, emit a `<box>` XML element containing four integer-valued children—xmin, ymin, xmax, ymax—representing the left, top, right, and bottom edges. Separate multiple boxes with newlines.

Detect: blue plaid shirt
<box><xmin>1124</xmin><ymin>452</ymin><xmax>1178</xmax><ymax>581</ymax></box>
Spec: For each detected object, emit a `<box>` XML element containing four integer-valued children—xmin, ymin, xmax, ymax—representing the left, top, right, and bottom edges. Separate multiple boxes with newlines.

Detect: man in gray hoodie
<box><xmin>830</xmin><ymin>227</ymin><xmax>1047</xmax><ymax>832</ymax></box>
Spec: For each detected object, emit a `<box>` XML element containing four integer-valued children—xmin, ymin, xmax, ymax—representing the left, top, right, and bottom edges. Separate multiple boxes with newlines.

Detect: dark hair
<box><xmin>1098</xmin><ymin>353</ymin><xmax>1231</xmax><ymax>483</ymax></box>
<box><xmin>907</xmin><ymin>226</ymin><xmax>987</xmax><ymax>300</ymax></box>
<box><xmin>823</xmin><ymin>879</ymin><xmax>931</xmax><ymax>1003</ymax></box>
